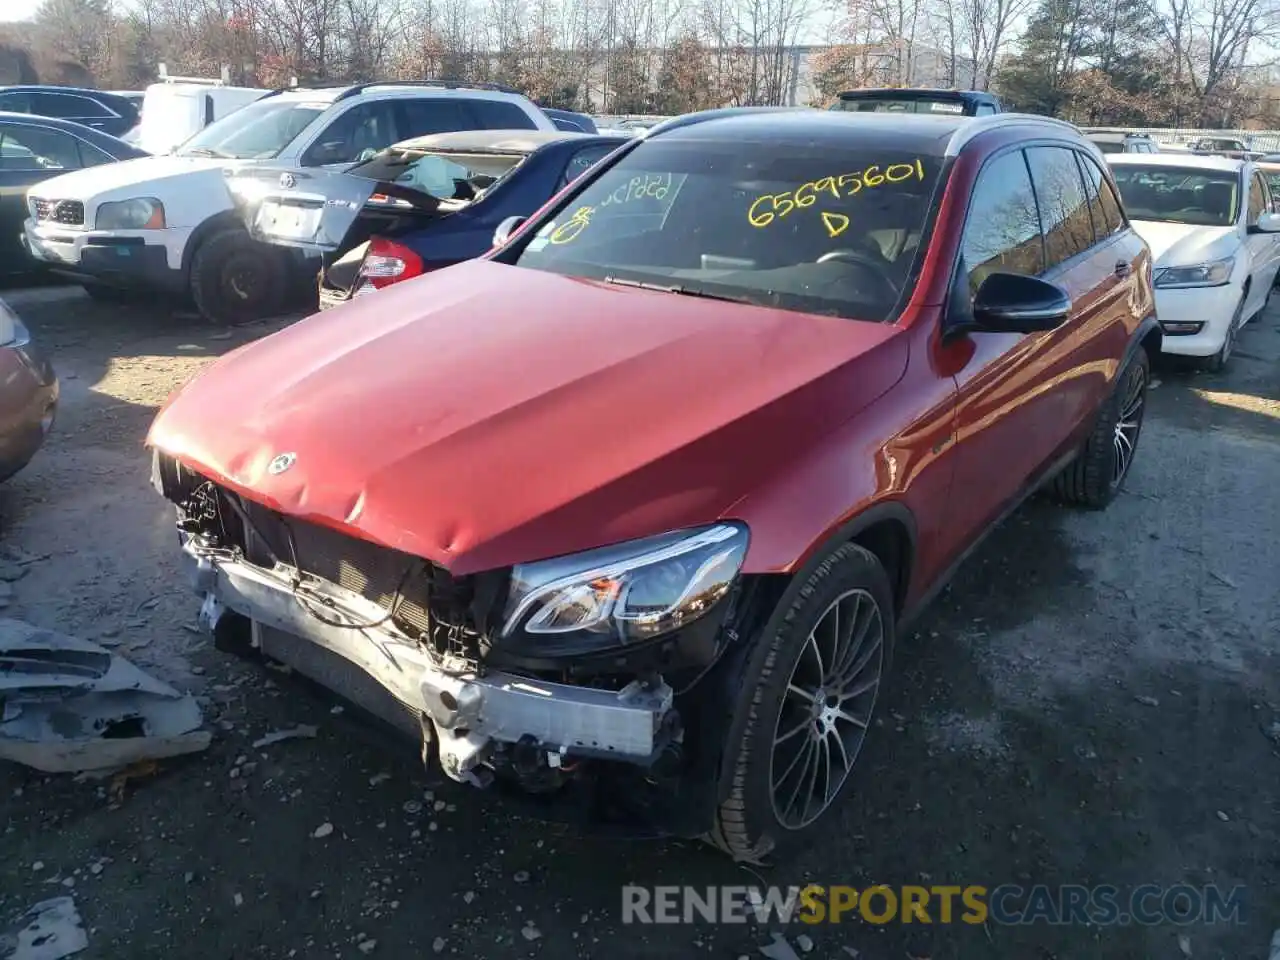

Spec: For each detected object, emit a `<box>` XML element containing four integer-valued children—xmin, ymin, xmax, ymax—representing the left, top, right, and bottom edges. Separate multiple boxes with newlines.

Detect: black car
<box><xmin>830</xmin><ymin>87</ymin><xmax>1002</xmax><ymax>116</ymax></box>
<box><xmin>0</xmin><ymin>86</ymin><xmax>141</xmax><ymax>138</ymax></box>
<box><xmin>1</xmin><ymin>113</ymin><xmax>148</xmax><ymax>276</ymax></box>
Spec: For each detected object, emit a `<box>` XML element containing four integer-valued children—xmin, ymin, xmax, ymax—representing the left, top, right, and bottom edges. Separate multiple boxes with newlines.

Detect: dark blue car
<box><xmin>228</xmin><ymin>129</ymin><xmax>626</xmax><ymax>309</ymax></box>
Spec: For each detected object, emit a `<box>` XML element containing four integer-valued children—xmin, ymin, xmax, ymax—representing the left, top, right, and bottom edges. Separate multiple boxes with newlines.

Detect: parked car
<box><xmin>23</xmin><ymin>80</ymin><xmax>558</xmax><ymax>324</ymax></box>
<box><xmin>148</xmin><ymin>108</ymin><xmax>1157</xmax><ymax>859</ymax></box>
<box><xmin>107</xmin><ymin>90</ymin><xmax>146</xmax><ymax>112</ymax></box>
<box><xmin>1</xmin><ymin>113</ymin><xmax>148</xmax><ymax>277</ymax></box>
<box><xmin>0</xmin><ymin>86</ymin><xmax>141</xmax><ymax>139</ymax></box>
<box><xmin>541</xmin><ymin>107</ymin><xmax>598</xmax><ymax>133</ymax></box>
<box><xmin>0</xmin><ymin>297</ymin><xmax>57</xmax><ymax>483</ymax></box>
<box><xmin>1108</xmin><ymin>153</ymin><xmax>1280</xmax><ymax>370</ymax></box>
<box><xmin>133</xmin><ymin>78</ymin><xmax>270</xmax><ymax>156</ymax></box>
<box><xmin>1257</xmin><ymin>159</ymin><xmax>1280</xmax><ymax>207</ymax></box>
<box><xmin>1086</xmin><ymin>130</ymin><xmax>1159</xmax><ymax>154</ymax></box>
<box><xmin>229</xmin><ymin>129</ymin><xmax>626</xmax><ymax>309</ymax></box>
<box><xmin>1188</xmin><ymin>136</ymin><xmax>1261</xmax><ymax>161</ymax></box>
<box><xmin>830</xmin><ymin>88</ymin><xmax>1002</xmax><ymax>116</ymax></box>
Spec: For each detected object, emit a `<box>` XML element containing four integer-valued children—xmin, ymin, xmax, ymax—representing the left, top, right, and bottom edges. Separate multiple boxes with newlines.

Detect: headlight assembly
<box><xmin>95</xmin><ymin>198</ymin><xmax>166</xmax><ymax>230</ymax></box>
<box><xmin>501</xmin><ymin>523</ymin><xmax>749</xmax><ymax>652</ymax></box>
<box><xmin>1154</xmin><ymin>256</ymin><xmax>1234</xmax><ymax>288</ymax></box>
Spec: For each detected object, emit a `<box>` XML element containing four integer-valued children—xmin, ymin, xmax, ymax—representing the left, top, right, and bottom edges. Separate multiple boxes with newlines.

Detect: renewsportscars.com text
<box><xmin>621</xmin><ymin>884</ymin><xmax>1247</xmax><ymax>926</ymax></box>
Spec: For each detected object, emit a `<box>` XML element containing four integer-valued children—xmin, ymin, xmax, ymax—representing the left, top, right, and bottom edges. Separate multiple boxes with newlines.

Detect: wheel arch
<box><xmin>1129</xmin><ymin>313</ymin><xmax>1162</xmax><ymax>367</ymax></box>
<box><xmin>180</xmin><ymin>210</ymin><xmax>247</xmax><ymax>279</ymax></box>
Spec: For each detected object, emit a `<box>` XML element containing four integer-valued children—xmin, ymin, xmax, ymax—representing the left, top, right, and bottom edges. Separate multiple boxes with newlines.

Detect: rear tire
<box><xmin>190</xmin><ymin>228</ymin><xmax>285</xmax><ymax>325</ymax></box>
<box><xmin>708</xmin><ymin>543</ymin><xmax>893</xmax><ymax>863</ymax></box>
<box><xmin>1052</xmin><ymin>347</ymin><xmax>1149</xmax><ymax>509</ymax></box>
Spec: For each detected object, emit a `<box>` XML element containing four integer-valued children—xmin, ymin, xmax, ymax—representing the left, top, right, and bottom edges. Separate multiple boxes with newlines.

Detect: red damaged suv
<box><xmin>148</xmin><ymin>108</ymin><xmax>1157</xmax><ymax>860</ymax></box>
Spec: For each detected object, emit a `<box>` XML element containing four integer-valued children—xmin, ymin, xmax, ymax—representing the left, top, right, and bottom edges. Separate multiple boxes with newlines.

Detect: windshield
<box><xmin>176</xmin><ymin>100</ymin><xmax>324</xmax><ymax>159</ymax></box>
<box><xmin>513</xmin><ymin>139</ymin><xmax>943</xmax><ymax>322</ymax></box>
<box><xmin>1110</xmin><ymin>165</ymin><xmax>1240</xmax><ymax>226</ymax></box>
<box><xmin>833</xmin><ymin>98</ymin><xmax>965</xmax><ymax>115</ymax></box>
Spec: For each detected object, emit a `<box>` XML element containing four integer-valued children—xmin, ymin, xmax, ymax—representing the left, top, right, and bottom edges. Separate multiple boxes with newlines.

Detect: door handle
<box><xmin>1115</xmin><ymin>260</ymin><xmax>1132</xmax><ymax>278</ymax></box>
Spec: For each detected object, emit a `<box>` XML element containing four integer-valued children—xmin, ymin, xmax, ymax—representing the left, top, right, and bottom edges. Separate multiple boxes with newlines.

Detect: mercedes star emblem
<box><xmin>267</xmin><ymin>452</ymin><xmax>297</xmax><ymax>475</ymax></box>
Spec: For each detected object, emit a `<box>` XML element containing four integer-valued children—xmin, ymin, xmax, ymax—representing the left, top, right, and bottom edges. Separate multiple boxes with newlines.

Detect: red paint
<box><xmin>148</xmin><ymin>125</ymin><xmax>1153</xmax><ymax>617</ymax></box>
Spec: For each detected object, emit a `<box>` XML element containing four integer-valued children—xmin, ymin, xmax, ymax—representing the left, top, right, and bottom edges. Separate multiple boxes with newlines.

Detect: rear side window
<box><xmin>1075</xmin><ymin>152</ymin><xmax>1124</xmax><ymax>238</ymax></box>
<box><xmin>77</xmin><ymin>139</ymin><xmax>114</xmax><ymax>167</ymax></box>
<box><xmin>397</xmin><ymin>98</ymin><xmax>480</xmax><ymax>138</ymax></box>
<box><xmin>961</xmin><ymin>149</ymin><xmax>1044</xmax><ymax>292</ymax></box>
<box><xmin>1025</xmin><ymin>146</ymin><xmax>1095</xmax><ymax>269</ymax></box>
<box><xmin>0</xmin><ymin>92</ymin><xmax>31</xmax><ymax>113</ymax></box>
<box><xmin>466</xmin><ymin>99</ymin><xmax>537</xmax><ymax>130</ymax></box>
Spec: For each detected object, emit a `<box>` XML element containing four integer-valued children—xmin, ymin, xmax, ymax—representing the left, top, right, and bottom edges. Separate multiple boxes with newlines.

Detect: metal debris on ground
<box><xmin>312</xmin><ymin>822</ymin><xmax>334</xmax><ymax>839</ymax></box>
<box><xmin>758</xmin><ymin>932</ymin><xmax>802</xmax><ymax>960</ymax></box>
<box><xmin>0</xmin><ymin>896</ymin><xmax>88</xmax><ymax>960</ymax></box>
<box><xmin>0</xmin><ymin>619</ymin><xmax>210</xmax><ymax>774</ymax></box>
<box><xmin>251</xmin><ymin>724</ymin><xmax>318</xmax><ymax>748</ymax></box>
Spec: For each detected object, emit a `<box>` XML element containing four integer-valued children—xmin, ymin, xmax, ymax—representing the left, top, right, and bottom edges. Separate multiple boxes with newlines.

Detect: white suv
<box><xmin>23</xmin><ymin>81</ymin><xmax>556</xmax><ymax>323</ymax></box>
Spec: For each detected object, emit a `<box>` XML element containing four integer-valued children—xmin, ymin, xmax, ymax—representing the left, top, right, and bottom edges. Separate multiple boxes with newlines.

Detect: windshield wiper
<box><xmin>599</xmin><ymin>275</ymin><xmax>758</xmax><ymax>305</ymax></box>
<box><xmin>182</xmin><ymin>147</ymin><xmax>232</xmax><ymax>158</ymax></box>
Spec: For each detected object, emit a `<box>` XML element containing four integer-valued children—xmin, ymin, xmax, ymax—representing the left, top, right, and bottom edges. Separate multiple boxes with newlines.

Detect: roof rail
<box><xmin>642</xmin><ymin>105</ymin><xmax>809</xmax><ymax>138</ymax></box>
<box><xmin>945</xmin><ymin>112</ymin><xmax>1085</xmax><ymax>156</ymax></box>
<box><xmin>332</xmin><ymin>79</ymin><xmax>526</xmax><ymax>102</ymax></box>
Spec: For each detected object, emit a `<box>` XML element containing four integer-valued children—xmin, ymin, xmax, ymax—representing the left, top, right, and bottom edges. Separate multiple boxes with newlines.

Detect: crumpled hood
<box><xmin>27</xmin><ymin>155</ymin><xmax>225</xmax><ymax>207</ymax></box>
<box><xmin>1131</xmin><ymin>220</ymin><xmax>1239</xmax><ymax>266</ymax></box>
<box><xmin>148</xmin><ymin>261</ymin><xmax>908</xmax><ymax>574</ymax></box>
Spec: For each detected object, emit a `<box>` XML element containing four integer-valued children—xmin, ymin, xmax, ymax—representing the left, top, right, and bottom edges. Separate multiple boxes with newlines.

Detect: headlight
<box><xmin>1154</xmin><ymin>256</ymin><xmax>1234</xmax><ymax>288</ymax></box>
<box><xmin>95</xmin><ymin>198</ymin><xmax>166</xmax><ymax>230</ymax></box>
<box><xmin>501</xmin><ymin>523</ymin><xmax>749</xmax><ymax>651</ymax></box>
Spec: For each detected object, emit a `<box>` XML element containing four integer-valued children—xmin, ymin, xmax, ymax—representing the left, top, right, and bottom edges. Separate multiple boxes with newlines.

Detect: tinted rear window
<box><xmin>515</xmin><ymin>138</ymin><xmax>944</xmax><ymax>322</ymax></box>
<box><xmin>833</xmin><ymin>97</ymin><xmax>966</xmax><ymax>115</ymax></box>
<box><xmin>1110</xmin><ymin>165</ymin><xmax>1240</xmax><ymax>226</ymax></box>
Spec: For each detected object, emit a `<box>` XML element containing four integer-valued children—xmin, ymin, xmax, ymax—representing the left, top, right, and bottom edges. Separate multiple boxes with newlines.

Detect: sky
<box><xmin>2</xmin><ymin>0</ymin><xmax>43</xmax><ymax>23</ymax></box>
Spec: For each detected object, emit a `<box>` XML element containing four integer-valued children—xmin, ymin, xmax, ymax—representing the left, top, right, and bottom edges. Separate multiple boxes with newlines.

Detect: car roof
<box><xmin>650</xmin><ymin>109</ymin><xmax>1082</xmax><ymax>157</ymax></box>
<box><xmin>656</xmin><ymin>109</ymin><xmax>969</xmax><ymax>153</ymax></box>
<box><xmin>392</xmin><ymin>129</ymin><xmax>613</xmax><ymax>153</ymax></box>
<box><xmin>1108</xmin><ymin>152</ymin><xmax>1244</xmax><ymax>172</ymax></box>
<box><xmin>269</xmin><ymin>84</ymin><xmax>534</xmax><ymax>106</ymax></box>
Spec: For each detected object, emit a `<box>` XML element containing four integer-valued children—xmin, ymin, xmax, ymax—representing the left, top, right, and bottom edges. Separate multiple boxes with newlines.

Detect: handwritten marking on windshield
<box><xmin>549</xmin><ymin>205</ymin><xmax>596</xmax><ymax>244</ymax></box>
<box><xmin>821</xmin><ymin>212</ymin><xmax>850</xmax><ymax>238</ymax></box>
<box><xmin>600</xmin><ymin>173</ymin><xmax>673</xmax><ymax>207</ymax></box>
<box><xmin>747</xmin><ymin>159</ymin><xmax>926</xmax><ymax>228</ymax></box>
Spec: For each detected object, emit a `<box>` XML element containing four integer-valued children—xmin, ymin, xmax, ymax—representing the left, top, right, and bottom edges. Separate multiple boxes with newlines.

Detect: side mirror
<box><xmin>970</xmin><ymin>272</ymin><xmax>1072</xmax><ymax>333</ymax></box>
<box><xmin>493</xmin><ymin>215</ymin><xmax>526</xmax><ymax>248</ymax></box>
<box><xmin>1250</xmin><ymin>211</ymin><xmax>1280</xmax><ymax>233</ymax></box>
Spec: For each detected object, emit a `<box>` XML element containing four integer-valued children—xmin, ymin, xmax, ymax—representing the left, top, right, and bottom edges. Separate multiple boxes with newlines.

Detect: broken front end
<box><xmin>152</xmin><ymin>452</ymin><xmax>760</xmax><ymax>836</ymax></box>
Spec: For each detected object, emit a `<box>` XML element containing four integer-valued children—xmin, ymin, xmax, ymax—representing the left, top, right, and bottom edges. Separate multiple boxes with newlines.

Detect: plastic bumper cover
<box><xmin>180</xmin><ymin>542</ymin><xmax>676</xmax><ymax>784</ymax></box>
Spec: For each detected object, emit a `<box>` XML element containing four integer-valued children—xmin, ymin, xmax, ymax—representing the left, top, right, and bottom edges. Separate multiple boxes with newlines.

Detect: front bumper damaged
<box><xmin>181</xmin><ymin>542</ymin><xmax>677</xmax><ymax>786</ymax></box>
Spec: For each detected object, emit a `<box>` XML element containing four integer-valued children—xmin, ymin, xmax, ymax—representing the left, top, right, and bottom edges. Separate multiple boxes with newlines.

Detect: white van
<box><xmin>135</xmin><ymin>80</ymin><xmax>269</xmax><ymax>155</ymax></box>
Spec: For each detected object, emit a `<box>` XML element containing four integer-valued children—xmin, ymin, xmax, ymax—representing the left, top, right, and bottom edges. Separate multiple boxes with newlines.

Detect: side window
<box><xmin>1247</xmin><ymin>172</ymin><xmax>1266</xmax><ymax>225</ymax></box>
<box><xmin>76</xmin><ymin>139</ymin><xmax>114</xmax><ymax>168</ymax></box>
<box><xmin>465</xmin><ymin>99</ymin><xmax>537</xmax><ymax>130</ymax></box>
<box><xmin>1075</xmin><ymin>151</ymin><xmax>1124</xmax><ymax>238</ymax></box>
<box><xmin>0</xmin><ymin>92</ymin><xmax>31</xmax><ymax>113</ymax></box>
<box><xmin>397</xmin><ymin>98</ymin><xmax>477</xmax><ymax>139</ymax></box>
<box><xmin>1025</xmin><ymin>146</ymin><xmax>1096</xmax><ymax>269</ymax></box>
<box><xmin>562</xmin><ymin>144</ymin><xmax>616</xmax><ymax>186</ymax></box>
<box><xmin>1080</xmin><ymin>156</ymin><xmax>1121</xmax><ymax>235</ymax></box>
<box><xmin>0</xmin><ymin>125</ymin><xmax>81</xmax><ymax>171</ymax></box>
<box><xmin>30</xmin><ymin>93</ymin><xmax>81</xmax><ymax>118</ymax></box>
<box><xmin>302</xmin><ymin>101</ymin><xmax>399</xmax><ymax>166</ymax></box>
<box><xmin>960</xmin><ymin>149</ymin><xmax>1044</xmax><ymax>294</ymax></box>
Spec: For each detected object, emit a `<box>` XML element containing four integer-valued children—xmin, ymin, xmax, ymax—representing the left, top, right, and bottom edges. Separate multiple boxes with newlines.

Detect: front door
<box><xmin>1243</xmin><ymin>169</ymin><xmax>1280</xmax><ymax>314</ymax></box>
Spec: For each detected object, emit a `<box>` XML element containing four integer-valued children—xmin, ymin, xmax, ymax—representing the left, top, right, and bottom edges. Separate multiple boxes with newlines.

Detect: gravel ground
<box><xmin>0</xmin><ymin>284</ymin><xmax>1277</xmax><ymax>960</ymax></box>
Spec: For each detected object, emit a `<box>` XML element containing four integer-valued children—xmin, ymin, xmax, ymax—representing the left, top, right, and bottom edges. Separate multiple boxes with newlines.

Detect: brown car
<box><xmin>0</xmin><ymin>298</ymin><xmax>57</xmax><ymax>482</ymax></box>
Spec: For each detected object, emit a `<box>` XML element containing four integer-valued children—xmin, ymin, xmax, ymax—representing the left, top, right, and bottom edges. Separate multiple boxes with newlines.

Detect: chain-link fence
<box><xmin>1081</xmin><ymin>127</ymin><xmax>1280</xmax><ymax>153</ymax></box>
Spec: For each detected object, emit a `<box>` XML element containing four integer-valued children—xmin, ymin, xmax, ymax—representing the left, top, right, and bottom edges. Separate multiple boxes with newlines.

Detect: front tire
<box><xmin>1052</xmin><ymin>346</ymin><xmax>1149</xmax><ymax>509</ymax></box>
<box><xmin>709</xmin><ymin>543</ymin><xmax>893</xmax><ymax>863</ymax></box>
<box><xmin>1202</xmin><ymin>297</ymin><xmax>1244</xmax><ymax>373</ymax></box>
<box><xmin>190</xmin><ymin>228</ymin><xmax>285</xmax><ymax>325</ymax></box>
